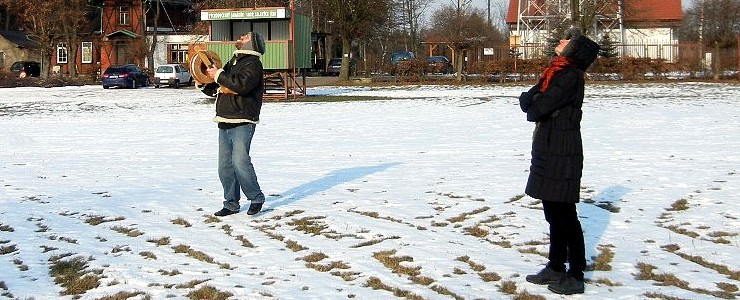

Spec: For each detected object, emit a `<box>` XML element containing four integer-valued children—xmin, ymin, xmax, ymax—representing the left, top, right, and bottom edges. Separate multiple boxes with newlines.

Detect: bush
<box><xmin>0</xmin><ymin>70</ymin><xmax>93</xmax><ymax>88</ymax></box>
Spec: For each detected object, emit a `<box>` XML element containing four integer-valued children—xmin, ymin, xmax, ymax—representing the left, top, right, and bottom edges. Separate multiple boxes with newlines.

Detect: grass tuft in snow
<box><xmin>146</xmin><ymin>236</ymin><xmax>171</xmax><ymax>246</ymax></box>
<box><xmin>186</xmin><ymin>285</ymin><xmax>232</xmax><ymax>300</ymax></box>
<box><xmin>48</xmin><ymin>255</ymin><xmax>101</xmax><ymax>296</ymax></box>
<box><xmin>0</xmin><ymin>223</ymin><xmax>14</xmax><ymax>232</ymax></box>
<box><xmin>139</xmin><ymin>251</ymin><xmax>157</xmax><ymax>260</ymax></box>
<box><xmin>364</xmin><ymin>277</ymin><xmax>425</xmax><ymax>300</ymax></box>
<box><xmin>158</xmin><ymin>269</ymin><xmax>182</xmax><ymax>276</ymax></box>
<box><xmin>110</xmin><ymin>225</ymin><xmax>144</xmax><ymax>237</ymax></box>
<box><xmin>667</xmin><ymin>199</ymin><xmax>690</xmax><ymax>211</ymax></box>
<box><xmin>0</xmin><ymin>244</ymin><xmax>18</xmax><ymax>255</ymax></box>
<box><xmin>589</xmin><ymin>244</ymin><xmax>615</xmax><ymax>271</ymax></box>
<box><xmin>373</xmin><ymin>249</ymin><xmax>421</xmax><ymax>277</ymax></box>
<box><xmin>85</xmin><ymin>215</ymin><xmax>125</xmax><ymax>226</ymax></box>
<box><xmin>234</xmin><ymin>235</ymin><xmax>255</xmax><ymax>248</ymax></box>
<box><xmin>171</xmin><ymin>217</ymin><xmax>192</xmax><ymax>227</ymax></box>
<box><xmin>95</xmin><ymin>291</ymin><xmax>148</xmax><ymax>300</ymax></box>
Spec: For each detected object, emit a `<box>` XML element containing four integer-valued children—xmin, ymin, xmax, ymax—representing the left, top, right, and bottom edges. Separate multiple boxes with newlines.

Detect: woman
<box><xmin>518</xmin><ymin>27</ymin><xmax>600</xmax><ymax>295</ymax></box>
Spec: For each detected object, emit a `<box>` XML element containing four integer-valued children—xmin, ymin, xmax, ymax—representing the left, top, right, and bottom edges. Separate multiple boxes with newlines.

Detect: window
<box><xmin>119</xmin><ymin>6</ymin><xmax>130</xmax><ymax>25</ymax></box>
<box><xmin>81</xmin><ymin>42</ymin><xmax>93</xmax><ymax>63</ymax></box>
<box><xmin>57</xmin><ymin>42</ymin><xmax>68</xmax><ymax>64</ymax></box>
<box><xmin>169</xmin><ymin>44</ymin><xmax>188</xmax><ymax>64</ymax></box>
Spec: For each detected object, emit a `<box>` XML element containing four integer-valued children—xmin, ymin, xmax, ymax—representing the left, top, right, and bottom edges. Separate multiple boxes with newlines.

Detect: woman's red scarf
<box><xmin>539</xmin><ymin>56</ymin><xmax>577</xmax><ymax>92</ymax></box>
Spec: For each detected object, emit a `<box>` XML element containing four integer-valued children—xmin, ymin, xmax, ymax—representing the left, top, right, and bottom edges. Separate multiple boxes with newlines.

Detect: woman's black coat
<box><xmin>519</xmin><ymin>68</ymin><xmax>585</xmax><ymax>203</ymax></box>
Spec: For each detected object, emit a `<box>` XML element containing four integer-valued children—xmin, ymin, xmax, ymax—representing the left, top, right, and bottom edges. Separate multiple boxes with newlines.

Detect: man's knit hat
<box><xmin>239</xmin><ymin>32</ymin><xmax>266</xmax><ymax>56</ymax></box>
<box><xmin>560</xmin><ymin>27</ymin><xmax>600</xmax><ymax>70</ymax></box>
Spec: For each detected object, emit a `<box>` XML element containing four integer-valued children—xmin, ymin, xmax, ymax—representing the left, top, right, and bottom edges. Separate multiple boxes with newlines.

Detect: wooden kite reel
<box><xmin>190</xmin><ymin>49</ymin><xmax>223</xmax><ymax>84</ymax></box>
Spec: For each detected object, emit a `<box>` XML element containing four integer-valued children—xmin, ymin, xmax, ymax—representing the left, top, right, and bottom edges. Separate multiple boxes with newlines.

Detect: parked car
<box><xmin>153</xmin><ymin>64</ymin><xmax>192</xmax><ymax>88</ymax></box>
<box><xmin>427</xmin><ymin>56</ymin><xmax>454</xmax><ymax>74</ymax></box>
<box><xmin>390</xmin><ymin>51</ymin><xmax>415</xmax><ymax>75</ymax></box>
<box><xmin>390</xmin><ymin>51</ymin><xmax>415</xmax><ymax>66</ymax></box>
<box><xmin>325</xmin><ymin>58</ymin><xmax>342</xmax><ymax>76</ymax></box>
<box><xmin>101</xmin><ymin>64</ymin><xmax>150</xmax><ymax>89</ymax></box>
<box><xmin>10</xmin><ymin>61</ymin><xmax>41</xmax><ymax>78</ymax></box>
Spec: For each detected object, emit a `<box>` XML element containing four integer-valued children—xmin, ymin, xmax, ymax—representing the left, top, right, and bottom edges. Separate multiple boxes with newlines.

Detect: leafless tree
<box><xmin>318</xmin><ymin>0</ymin><xmax>391</xmax><ymax>80</ymax></box>
<box><xmin>427</xmin><ymin>4</ymin><xmax>501</xmax><ymax>81</ymax></box>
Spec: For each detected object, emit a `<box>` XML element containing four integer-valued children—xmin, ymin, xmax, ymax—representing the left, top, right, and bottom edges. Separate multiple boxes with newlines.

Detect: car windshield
<box><xmin>329</xmin><ymin>59</ymin><xmax>341</xmax><ymax>66</ymax></box>
<box><xmin>10</xmin><ymin>62</ymin><xmax>24</xmax><ymax>71</ymax></box>
<box><xmin>392</xmin><ymin>52</ymin><xmax>413</xmax><ymax>62</ymax></box>
<box><xmin>429</xmin><ymin>57</ymin><xmax>446</xmax><ymax>63</ymax></box>
<box><xmin>156</xmin><ymin>66</ymin><xmax>174</xmax><ymax>73</ymax></box>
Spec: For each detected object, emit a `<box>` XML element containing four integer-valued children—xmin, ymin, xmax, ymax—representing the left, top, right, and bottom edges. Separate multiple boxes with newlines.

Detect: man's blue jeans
<box><xmin>218</xmin><ymin>123</ymin><xmax>265</xmax><ymax>212</ymax></box>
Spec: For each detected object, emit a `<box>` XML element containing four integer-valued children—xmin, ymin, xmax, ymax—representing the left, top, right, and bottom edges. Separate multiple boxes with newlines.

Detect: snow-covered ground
<box><xmin>1</xmin><ymin>82</ymin><xmax>738</xmax><ymax>299</ymax></box>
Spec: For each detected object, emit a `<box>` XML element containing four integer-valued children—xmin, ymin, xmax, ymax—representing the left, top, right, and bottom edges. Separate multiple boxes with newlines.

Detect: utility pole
<box><xmin>487</xmin><ymin>0</ymin><xmax>491</xmax><ymax>25</ymax></box>
<box><xmin>699</xmin><ymin>0</ymin><xmax>705</xmax><ymax>72</ymax></box>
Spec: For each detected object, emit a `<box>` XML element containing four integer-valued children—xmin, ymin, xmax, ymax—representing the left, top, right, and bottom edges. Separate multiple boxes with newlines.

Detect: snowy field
<box><xmin>0</xmin><ymin>82</ymin><xmax>739</xmax><ymax>299</ymax></box>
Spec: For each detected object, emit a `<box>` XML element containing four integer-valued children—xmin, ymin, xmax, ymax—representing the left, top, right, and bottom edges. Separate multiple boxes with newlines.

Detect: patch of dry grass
<box><xmin>85</xmin><ymin>215</ymin><xmax>125</xmax><ymax>226</ymax></box>
<box><xmin>48</xmin><ymin>255</ymin><xmax>101</xmax><ymax>296</ymax></box>
<box><xmin>285</xmin><ymin>239</ymin><xmax>308</xmax><ymax>252</ymax></box>
<box><xmin>204</xmin><ymin>215</ymin><xmax>220</xmax><ymax>223</ymax></box>
<box><xmin>172</xmin><ymin>244</ymin><xmax>231</xmax><ymax>269</ymax></box>
<box><xmin>175</xmin><ymin>279</ymin><xmax>210</xmax><ymax>289</ymax></box>
<box><xmin>663</xmin><ymin>248</ymin><xmax>740</xmax><ymax>280</ymax></box>
<box><xmin>350</xmin><ymin>235</ymin><xmax>400</xmax><ymax>248</ymax></box>
<box><xmin>666</xmin><ymin>199</ymin><xmax>690</xmax><ymax>211</ymax></box>
<box><xmin>464</xmin><ymin>226</ymin><xmax>489</xmax><ymax>238</ymax></box>
<box><xmin>498</xmin><ymin>280</ymin><xmax>517</xmax><ymax>294</ymax></box>
<box><xmin>446</xmin><ymin>206</ymin><xmax>491</xmax><ymax>223</ymax></box>
<box><xmin>0</xmin><ymin>223</ymin><xmax>14</xmax><ymax>232</ymax></box>
<box><xmin>287</xmin><ymin>216</ymin><xmax>328</xmax><ymax>235</ymax></box>
<box><xmin>517</xmin><ymin>246</ymin><xmax>548</xmax><ymax>258</ymax></box>
<box><xmin>186</xmin><ymin>285</ymin><xmax>232</xmax><ymax>300</ymax></box>
<box><xmin>372</xmin><ymin>249</ymin><xmax>421</xmax><ymax>277</ymax></box>
<box><xmin>590</xmin><ymin>244</ymin><xmax>615</xmax><ymax>271</ymax></box>
<box><xmin>158</xmin><ymin>269</ymin><xmax>182</xmax><ymax>276</ymax></box>
<box><xmin>110</xmin><ymin>225</ymin><xmax>144</xmax><ymax>237</ymax></box>
<box><xmin>430</xmin><ymin>284</ymin><xmax>464</xmax><ymax>300</ymax></box>
<box><xmin>139</xmin><ymin>251</ymin><xmax>157</xmax><ymax>260</ymax></box>
<box><xmin>302</xmin><ymin>252</ymin><xmax>328</xmax><ymax>263</ymax></box>
<box><xmin>171</xmin><ymin>217</ymin><xmax>192</xmax><ymax>227</ymax></box>
<box><xmin>409</xmin><ymin>275</ymin><xmax>435</xmax><ymax>285</ymax></box>
<box><xmin>12</xmin><ymin>258</ymin><xmax>29</xmax><ymax>271</ymax></box>
<box><xmin>364</xmin><ymin>277</ymin><xmax>425</xmax><ymax>300</ymax></box>
<box><xmin>0</xmin><ymin>244</ymin><xmax>18</xmax><ymax>255</ymax></box>
<box><xmin>592</xmin><ymin>277</ymin><xmax>623</xmax><ymax>287</ymax></box>
<box><xmin>635</xmin><ymin>262</ymin><xmax>735</xmax><ymax>298</ymax></box>
<box><xmin>146</xmin><ymin>236</ymin><xmax>171</xmax><ymax>246</ymax></box>
<box><xmin>505</xmin><ymin>194</ymin><xmax>526</xmax><ymax>203</ymax></box>
<box><xmin>96</xmin><ymin>291</ymin><xmax>148</xmax><ymax>300</ymax></box>
<box><xmin>305</xmin><ymin>261</ymin><xmax>351</xmax><ymax>272</ymax></box>
<box><xmin>235</xmin><ymin>235</ymin><xmax>255</xmax><ymax>248</ymax></box>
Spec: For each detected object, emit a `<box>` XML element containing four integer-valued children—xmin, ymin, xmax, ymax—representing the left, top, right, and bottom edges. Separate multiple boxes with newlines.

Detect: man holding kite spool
<box><xmin>194</xmin><ymin>32</ymin><xmax>267</xmax><ymax>217</ymax></box>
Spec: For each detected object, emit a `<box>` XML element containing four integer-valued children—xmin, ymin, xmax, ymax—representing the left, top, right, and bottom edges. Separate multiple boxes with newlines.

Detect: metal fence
<box><xmin>459</xmin><ymin>41</ymin><xmax>739</xmax><ymax>79</ymax></box>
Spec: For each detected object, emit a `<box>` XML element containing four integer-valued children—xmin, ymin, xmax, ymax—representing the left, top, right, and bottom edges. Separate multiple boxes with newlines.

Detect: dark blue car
<box><xmin>102</xmin><ymin>64</ymin><xmax>150</xmax><ymax>89</ymax></box>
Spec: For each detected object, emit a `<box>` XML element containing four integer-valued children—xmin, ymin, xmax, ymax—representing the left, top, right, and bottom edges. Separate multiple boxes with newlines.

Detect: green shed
<box><xmin>199</xmin><ymin>7</ymin><xmax>312</xmax><ymax>99</ymax></box>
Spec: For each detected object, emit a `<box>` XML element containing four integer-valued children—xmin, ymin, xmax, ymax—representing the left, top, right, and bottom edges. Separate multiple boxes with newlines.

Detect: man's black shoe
<box><xmin>246</xmin><ymin>202</ymin><xmax>263</xmax><ymax>215</ymax></box>
<box><xmin>214</xmin><ymin>208</ymin><xmax>239</xmax><ymax>217</ymax></box>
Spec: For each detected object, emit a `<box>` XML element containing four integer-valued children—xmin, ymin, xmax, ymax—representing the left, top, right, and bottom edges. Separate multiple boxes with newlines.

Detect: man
<box><xmin>518</xmin><ymin>27</ymin><xmax>600</xmax><ymax>295</ymax></box>
<box><xmin>197</xmin><ymin>32</ymin><xmax>266</xmax><ymax>216</ymax></box>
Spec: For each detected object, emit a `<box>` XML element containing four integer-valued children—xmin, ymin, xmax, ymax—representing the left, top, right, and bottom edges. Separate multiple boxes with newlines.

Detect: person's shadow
<box><xmin>262</xmin><ymin>162</ymin><xmax>401</xmax><ymax>213</ymax></box>
<box><xmin>579</xmin><ymin>185</ymin><xmax>631</xmax><ymax>264</ymax></box>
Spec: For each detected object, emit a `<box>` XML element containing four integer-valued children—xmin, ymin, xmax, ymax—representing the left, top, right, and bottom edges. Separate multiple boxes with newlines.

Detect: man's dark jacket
<box><xmin>199</xmin><ymin>53</ymin><xmax>264</xmax><ymax>123</ymax></box>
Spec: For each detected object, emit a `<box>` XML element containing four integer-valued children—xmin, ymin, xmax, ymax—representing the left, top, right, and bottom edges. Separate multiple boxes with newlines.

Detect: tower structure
<box><xmin>508</xmin><ymin>0</ymin><xmax>623</xmax><ymax>45</ymax></box>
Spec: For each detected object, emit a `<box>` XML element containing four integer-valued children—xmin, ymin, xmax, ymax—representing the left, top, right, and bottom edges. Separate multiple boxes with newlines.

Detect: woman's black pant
<box><xmin>542</xmin><ymin>200</ymin><xmax>586</xmax><ymax>280</ymax></box>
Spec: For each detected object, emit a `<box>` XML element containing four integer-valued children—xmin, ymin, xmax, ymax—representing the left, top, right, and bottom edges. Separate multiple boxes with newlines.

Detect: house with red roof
<box><xmin>505</xmin><ymin>0</ymin><xmax>684</xmax><ymax>60</ymax></box>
